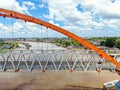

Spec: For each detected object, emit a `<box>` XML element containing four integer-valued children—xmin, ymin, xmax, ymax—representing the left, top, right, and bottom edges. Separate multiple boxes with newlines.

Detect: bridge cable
<box><xmin>3</xmin><ymin>16</ymin><xmax>7</xmax><ymax>39</ymax></box>
<box><xmin>40</xmin><ymin>26</ymin><xmax>45</xmax><ymax>72</ymax></box>
<box><xmin>24</xmin><ymin>21</ymin><xmax>27</xmax><ymax>39</ymax></box>
<box><xmin>46</xmin><ymin>28</ymin><xmax>48</xmax><ymax>51</ymax></box>
<box><xmin>40</xmin><ymin>26</ymin><xmax>43</xmax><ymax>51</ymax></box>
<box><xmin>34</xmin><ymin>24</ymin><xmax>39</xmax><ymax>50</ymax></box>
<box><xmin>11</xmin><ymin>18</ymin><xmax>14</xmax><ymax>41</ymax></box>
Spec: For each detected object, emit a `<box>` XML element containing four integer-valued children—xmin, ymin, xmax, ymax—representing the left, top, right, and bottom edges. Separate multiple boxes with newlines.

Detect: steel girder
<box><xmin>0</xmin><ymin>50</ymin><xmax>117</xmax><ymax>72</ymax></box>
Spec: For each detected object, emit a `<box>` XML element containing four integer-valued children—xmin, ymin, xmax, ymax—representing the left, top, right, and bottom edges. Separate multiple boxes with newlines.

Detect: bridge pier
<box><xmin>14</xmin><ymin>69</ymin><xmax>19</xmax><ymax>72</ymax></box>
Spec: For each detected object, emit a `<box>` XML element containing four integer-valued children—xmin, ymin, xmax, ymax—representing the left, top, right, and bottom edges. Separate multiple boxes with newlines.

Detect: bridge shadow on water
<box><xmin>65</xmin><ymin>85</ymin><xmax>103</xmax><ymax>90</ymax></box>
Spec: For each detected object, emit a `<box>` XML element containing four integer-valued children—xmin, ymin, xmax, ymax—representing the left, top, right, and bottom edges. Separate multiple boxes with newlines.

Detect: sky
<box><xmin>0</xmin><ymin>0</ymin><xmax>120</xmax><ymax>38</ymax></box>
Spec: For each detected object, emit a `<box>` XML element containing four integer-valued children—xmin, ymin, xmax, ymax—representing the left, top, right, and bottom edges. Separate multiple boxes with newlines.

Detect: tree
<box><xmin>36</xmin><ymin>39</ymin><xmax>40</xmax><ymax>42</ymax></box>
<box><xmin>100</xmin><ymin>41</ymin><xmax>105</xmax><ymax>46</ymax></box>
<box><xmin>116</xmin><ymin>39</ymin><xmax>120</xmax><ymax>49</ymax></box>
<box><xmin>72</xmin><ymin>40</ymin><xmax>81</xmax><ymax>47</ymax></box>
<box><xmin>105</xmin><ymin>38</ymin><xmax>116</xmax><ymax>47</ymax></box>
<box><xmin>63</xmin><ymin>41</ymin><xmax>71</xmax><ymax>47</ymax></box>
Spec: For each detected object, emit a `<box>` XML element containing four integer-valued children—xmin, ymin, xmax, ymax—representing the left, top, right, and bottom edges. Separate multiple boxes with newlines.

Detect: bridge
<box><xmin>0</xmin><ymin>8</ymin><xmax>120</xmax><ymax>72</ymax></box>
<box><xmin>0</xmin><ymin>49</ymin><xmax>120</xmax><ymax>72</ymax></box>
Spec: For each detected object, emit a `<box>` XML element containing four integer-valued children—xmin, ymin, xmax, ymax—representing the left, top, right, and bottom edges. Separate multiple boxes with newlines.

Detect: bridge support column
<box><xmin>14</xmin><ymin>69</ymin><xmax>19</xmax><ymax>72</ymax></box>
<box><xmin>42</xmin><ymin>69</ymin><xmax>46</xmax><ymax>72</ymax></box>
<box><xmin>70</xmin><ymin>69</ymin><xmax>73</xmax><ymax>73</ymax></box>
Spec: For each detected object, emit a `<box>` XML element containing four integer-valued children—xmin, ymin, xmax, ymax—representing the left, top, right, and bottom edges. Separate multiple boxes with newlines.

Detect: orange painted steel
<box><xmin>0</xmin><ymin>8</ymin><xmax>120</xmax><ymax>68</ymax></box>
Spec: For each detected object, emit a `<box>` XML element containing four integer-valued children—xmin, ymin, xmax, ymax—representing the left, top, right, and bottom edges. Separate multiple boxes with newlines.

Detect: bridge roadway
<box><xmin>0</xmin><ymin>50</ymin><xmax>120</xmax><ymax>72</ymax></box>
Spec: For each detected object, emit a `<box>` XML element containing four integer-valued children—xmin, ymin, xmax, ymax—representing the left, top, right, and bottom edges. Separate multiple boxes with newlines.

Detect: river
<box><xmin>18</xmin><ymin>41</ymin><xmax>66</xmax><ymax>50</ymax></box>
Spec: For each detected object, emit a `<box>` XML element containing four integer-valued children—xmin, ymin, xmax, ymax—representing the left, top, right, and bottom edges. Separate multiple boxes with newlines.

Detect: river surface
<box><xmin>18</xmin><ymin>41</ymin><xmax>66</xmax><ymax>50</ymax></box>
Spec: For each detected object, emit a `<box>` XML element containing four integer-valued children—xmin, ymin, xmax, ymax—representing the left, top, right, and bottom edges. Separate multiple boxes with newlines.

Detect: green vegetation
<box><xmin>100</xmin><ymin>37</ymin><xmax>120</xmax><ymax>49</ymax></box>
<box><xmin>55</xmin><ymin>37</ymin><xmax>120</xmax><ymax>49</ymax></box>
<box><xmin>100</xmin><ymin>41</ymin><xmax>105</xmax><ymax>46</ymax></box>
<box><xmin>0</xmin><ymin>40</ymin><xmax>5</xmax><ymax>46</ymax></box>
<box><xmin>105</xmin><ymin>38</ymin><xmax>116</xmax><ymax>47</ymax></box>
<box><xmin>116</xmin><ymin>39</ymin><xmax>120</xmax><ymax>49</ymax></box>
<box><xmin>8</xmin><ymin>42</ymin><xmax>19</xmax><ymax>48</ymax></box>
<box><xmin>0</xmin><ymin>41</ymin><xmax>19</xmax><ymax>53</ymax></box>
<box><xmin>55</xmin><ymin>38</ymin><xmax>81</xmax><ymax>48</ymax></box>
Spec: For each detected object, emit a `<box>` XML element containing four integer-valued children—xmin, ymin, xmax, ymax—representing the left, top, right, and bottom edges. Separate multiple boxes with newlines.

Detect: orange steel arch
<box><xmin>0</xmin><ymin>8</ymin><xmax>120</xmax><ymax>68</ymax></box>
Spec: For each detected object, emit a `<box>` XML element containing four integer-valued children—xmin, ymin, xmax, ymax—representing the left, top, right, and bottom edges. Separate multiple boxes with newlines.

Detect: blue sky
<box><xmin>0</xmin><ymin>0</ymin><xmax>120</xmax><ymax>38</ymax></box>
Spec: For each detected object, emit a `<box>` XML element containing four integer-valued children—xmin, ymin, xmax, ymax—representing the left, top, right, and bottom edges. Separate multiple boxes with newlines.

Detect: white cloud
<box><xmin>0</xmin><ymin>0</ymin><xmax>30</xmax><ymax>14</ymax></box>
<box><xmin>43</xmin><ymin>0</ymin><xmax>120</xmax><ymax>37</ymax></box>
<box><xmin>81</xmin><ymin>0</ymin><xmax>120</xmax><ymax>19</ymax></box>
<box><xmin>2</xmin><ymin>26</ymin><xmax>8</xmax><ymax>30</ymax></box>
<box><xmin>39</xmin><ymin>4</ymin><xmax>45</xmax><ymax>8</ymax></box>
<box><xmin>0</xmin><ymin>23</ymin><xmax>3</xmax><ymax>27</ymax></box>
<box><xmin>49</xmin><ymin>20</ymin><xmax>60</xmax><ymax>26</ymax></box>
<box><xmin>43</xmin><ymin>0</ymin><xmax>95</xmax><ymax>36</ymax></box>
<box><xmin>23</xmin><ymin>1</ymin><xmax>36</xmax><ymax>10</ymax></box>
<box><xmin>26</xmin><ymin>22</ymin><xmax>36</xmax><ymax>26</ymax></box>
<box><xmin>0</xmin><ymin>0</ymin><xmax>120</xmax><ymax>37</ymax></box>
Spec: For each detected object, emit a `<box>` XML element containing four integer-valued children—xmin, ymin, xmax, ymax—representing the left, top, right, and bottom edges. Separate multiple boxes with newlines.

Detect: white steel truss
<box><xmin>0</xmin><ymin>50</ymin><xmax>119</xmax><ymax>72</ymax></box>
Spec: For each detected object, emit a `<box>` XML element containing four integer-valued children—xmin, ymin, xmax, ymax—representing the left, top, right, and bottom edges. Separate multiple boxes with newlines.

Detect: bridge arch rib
<box><xmin>0</xmin><ymin>8</ymin><xmax>120</xmax><ymax>68</ymax></box>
